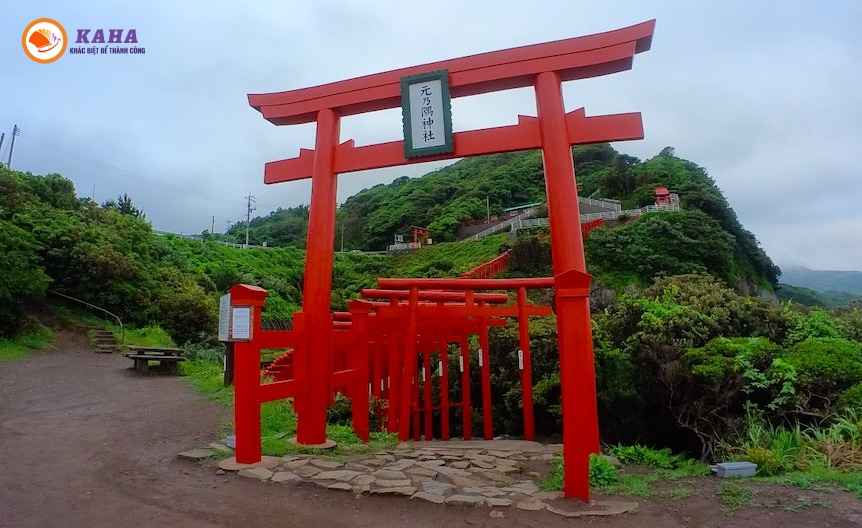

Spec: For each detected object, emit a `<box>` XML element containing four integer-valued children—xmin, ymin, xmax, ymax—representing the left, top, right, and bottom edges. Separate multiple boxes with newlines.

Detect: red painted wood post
<box><xmin>398</xmin><ymin>287</ymin><xmax>419</xmax><ymax>441</ymax></box>
<box><xmin>387</xmin><ymin>330</ymin><xmax>399</xmax><ymax>433</ymax></box>
<box><xmin>230</xmin><ymin>284</ymin><xmax>268</xmax><ymax>464</ymax></box>
<box><xmin>296</xmin><ymin>108</ymin><xmax>341</xmax><ymax>445</ymax></box>
<box><xmin>460</xmin><ymin>336</ymin><xmax>472</xmax><ymax>440</ymax></box>
<box><xmin>516</xmin><ymin>287</ymin><xmax>535</xmax><ymax>441</ymax></box>
<box><xmin>349</xmin><ymin>301</ymin><xmax>371</xmax><ymax>442</ymax></box>
<box><xmin>423</xmin><ymin>347</ymin><xmax>433</xmax><ymax>440</ymax></box>
<box><xmin>440</xmin><ymin>341</ymin><xmax>450</xmax><ymax>440</ymax></box>
<box><xmin>479</xmin><ymin>300</ymin><xmax>493</xmax><ymax>440</ymax></box>
<box><xmin>535</xmin><ymin>71</ymin><xmax>600</xmax><ymax>501</ymax></box>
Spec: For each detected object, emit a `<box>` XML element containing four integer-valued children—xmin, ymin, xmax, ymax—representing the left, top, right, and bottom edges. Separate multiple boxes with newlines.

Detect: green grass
<box><xmin>717</xmin><ymin>481</ymin><xmax>756</xmax><ymax>510</ymax></box>
<box><xmin>0</xmin><ymin>323</ymin><xmax>55</xmax><ymax>361</ymax></box>
<box><xmin>179</xmin><ymin>359</ymin><xmax>399</xmax><ymax>456</ymax></box>
<box><xmin>760</xmin><ymin>467</ymin><xmax>862</xmax><ymax>498</ymax></box>
<box><xmin>115</xmin><ymin>324</ymin><xmax>174</xmax><ymax>347</ymax></box>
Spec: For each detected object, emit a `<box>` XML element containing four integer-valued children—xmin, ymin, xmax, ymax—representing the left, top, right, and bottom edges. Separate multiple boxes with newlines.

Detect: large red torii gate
<box><xmin>247</xmin><ymin>20</ymin><xmax>655</xmax><ymax>500</ymax></box>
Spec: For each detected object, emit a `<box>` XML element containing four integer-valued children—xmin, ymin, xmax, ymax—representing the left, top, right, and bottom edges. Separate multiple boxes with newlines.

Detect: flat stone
<box><xmin>376</xmin><ymin>454</ymin><xmax>397</xmax><ymax>462</ymax></box>
<box><xmin>311</xmin><ymin>470</ymin><xmax>361</xmax><ymax>482</ymax></box>
<box><xmin>352</xmin><ymin>474</ymin><xmax>376</xmax><ymax>486</ymax></box>
<box><xmin>352</xmin><ymin>484</ymin><xmax>372</xmax><ymax>494</ymax></box>
<box><xmin>405</xmin><ymin>466</ymin><xmax>439</xmax><ymax>478</ymax></box>
<box><xmin>364</xmin><ymin>458</ymin><xmax>386</xmax><ymax>467</ymax></box>
<box><xmin>294</xmin><ymin>465</ymin><xmax>321</xmax><ymax>478</ymax></box>
<box><xmin>420</xmin><ymin>480</ymin><xmax>455</xmax><ymax>496</ymax></box>
<box><xmin>445</xmin><ymin>494</ymin><xmax>484</xmax><ymax>507</ymax></box>
<box><xmin>446</xmin><ymin>475</ymin><xmax>486</xmax><ymax>488</ymax></box>
<box><xmin>327</xmin><ymin>482</ymin><xmax>353</xmax><ymax>491</ymax></box>
<box><xmin>494</xmin><ymin>465</ymin><xmax>520</xmax><ymax>474</ymax></box>
<box><xmin>208</xmin><ymin>443</ymin><xmax>232</xmax><ymax>452</ymax></box>
<box><xmin>413</xmin><ymin>440</ymin><xmax>547</xmax><ymax>452</ymax></box>
<box><xmin>280</xmin><ymin>455</ymin><xmax>302</xmax><ymax>462</ymax></box>
<box><xmin>386</xmin><ymin>458</ymin><xmax>417</xmax><ymax>471</ymax></box>
<box><xmin>464</xmin><ymin>487</ymin><xmax>506</xmax><ymax>497</ymax></box>
<box><xmin>372</xmin><ymin>469</ymin><xmax>407</xmax><ymax>480</ymax></box>
<box><xmin>178</xmin><ymin>449</ymin><xmax>215</xmax><ymax>460</ymax></box>
<box><xmin>501</xmin><ymin>481</ymin><xmax>539</xmax><ymax>495</ymax></box>
<box><xmin>376</xmin><ymin>479</ymin><xmax>413</xmax><ymax>488</ymax></box>
<box><xmin>433</xmin><ymin>465</ymin><xmax>471</xmax><ymax>477</ymax></box>
<box><xmin>283</xmin><ymin>459</ymin><xmax>310</xmax><ymax>469</ymax></box>
<box><xmin>441</xmin><ymin>455</ymin><xmax>461</xmax><ymax>461</ymax></box>
<box><xmin>418</xmin><ymin>455</ymin><xmax>437</xmax><ymax>461</ymax></box>
<box><xmin>370</xmin><ymin>486</ymin><xmax>416</xmax><ymax>496</ymax></box>
<box><xmin>411</xmin><ymin>491</ymin><xmax>445</xmax><ymax>504</ymax></box>
<box><xmin>418</xmin><ymin>459</ymin><xmax>445</xmax><ymax>467</ymax></box>
<box><xmin>486</xmin><ymin>497</ymin><xmax>513</xmax><ymax>507</ymax></box>
<box><xmin>545</xmin><ymin>500</ymin><xmax>639</xmax><ymax>518</ymax></box>
<box><xmin>218</xmin><ymin>456</ymin><xmax>280</xmax><ymax>471</ymax></box>
<box><xmin>344</xmin><ymin>463</ymin><xmax>373</xmax><ymax>472</ymax></box>
<box><xmin>478</xmin><ymin>471</ymin><xmax>507</xmax><ymax>482</ymax></box>
<box><xmin>464</xmin><ymin>453</ymin><xmax>495</xmax><ymax>463</ymax></box>
<box><xmin>471</xmin><ymin>459</ymin><xmax>495</xmax><ymax>469</ymax></box>
<box><xmin>271</xmin><ymin>471</ymin><xmax>301</xmax><ymax>483</ymax></box>
<box><xmin>310</xmin><ymin>459</ymin><xmax>344</xmax><ymax>469</ymax></box>
<box><xmin>601</xmin><ymin>455</ymin><xmax>622</xmax><ymax>468</ymax></box>
<box><xmin>450</xmin><ymin>461</ymin><xmax>471</xmax><ymax>469</ymax></box>
<box><xmin>238</xmin><ymin>467</ymin><xmax>273</xmax><ymax>480</ymax></box>
<box><xmin>486</xmin><ymin>451</ymin><xmax>514</xmax><ymax>458</ymax></box>
<box><xmin>489</xmin><ymin>510</ymin><xmax>505</xmax><ymax>518</ymax></box>
<box><xmin>535</xmin><ymin>491</ymin><xmax>564</xmax><ymax>501</ymax></box>
<box><xmin>515</xmin><ymin>500</ymin><xmax>546</xmax><ymax>511</ymax></box>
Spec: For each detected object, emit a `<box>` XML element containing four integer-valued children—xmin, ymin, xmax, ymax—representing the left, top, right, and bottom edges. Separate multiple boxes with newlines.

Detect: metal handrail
<box><xmin>47</xmin><ymin>289</ymin><xmax>124</xmax><ymax>344</ymax></box>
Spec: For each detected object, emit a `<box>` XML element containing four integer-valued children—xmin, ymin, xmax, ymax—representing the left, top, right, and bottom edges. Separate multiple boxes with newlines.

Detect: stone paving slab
<box><xmin>206</xmin><ymin>441</ymin><xmax>632</xmax><ymax>517</ymax></box>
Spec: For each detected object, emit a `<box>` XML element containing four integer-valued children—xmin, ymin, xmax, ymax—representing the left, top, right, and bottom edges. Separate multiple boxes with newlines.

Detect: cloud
<box><xmin>2</xmin><ymin>0</ymin><xmax>860</xmax><ymax>269</ymax></box>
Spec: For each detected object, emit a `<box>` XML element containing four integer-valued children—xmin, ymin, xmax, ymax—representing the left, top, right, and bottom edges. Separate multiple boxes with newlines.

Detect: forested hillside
<box><xmin>4</xmin><ymin>162</ymin><xmax>862</xmax><ymax>465</ymax></box>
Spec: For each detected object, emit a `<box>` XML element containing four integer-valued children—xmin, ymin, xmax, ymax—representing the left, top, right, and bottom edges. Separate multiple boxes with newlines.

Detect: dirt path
<box><xmin>2</xmin><ymin>333</ymin><xmax>861</xmax><ymax>527</ymax></box>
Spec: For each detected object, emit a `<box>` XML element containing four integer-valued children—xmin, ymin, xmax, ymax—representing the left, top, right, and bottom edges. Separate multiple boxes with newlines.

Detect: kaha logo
<box><xmin>22</xmin><ymin>18</ymin><xmax>68</xmax><ymax>64</ymax></box>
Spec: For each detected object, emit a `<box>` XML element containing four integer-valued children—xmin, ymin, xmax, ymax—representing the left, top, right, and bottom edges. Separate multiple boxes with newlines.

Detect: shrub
<box><xmin>782</xmin><ymin>338</ymin><xmax>862</xmax><ymax>405</ymax></box>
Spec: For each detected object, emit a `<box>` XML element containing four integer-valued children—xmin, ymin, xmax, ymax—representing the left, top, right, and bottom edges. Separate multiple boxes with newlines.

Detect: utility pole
<box><xmin>91</xmin><ymin>184</ymin><xmax>96</xmax><ymax>201</ymax></box>
<box><xmin>225</xmin><ymin>219</ymin><xmax>231</xmax><ymax>234</ymax></box>
<box><xmin>0</xmin><ymin>133</ymin><xmax>5</xmax><ymax>164</ymax></box>
<box><xmin>211</xmin><ymin>215</ymin><xmax>215</xmax><ymax>234</ymax></box>
<box><xmin>7</xmin><ymin>125</ymin><xmax>19</xmax><ymax>169</ymax></box>
<box><xmin>244</xmin><ymin>192</ymin><xmax>256</xmax><ymax>248</ymax></box>
<box><xmin>340</xmin><ymin>224</ymin><xmax>345</xmax><ymax>252</ymax></box>
<box><xmin>486</xmin><ymin>196</ymin><xmax>490</xmax><ymax>222</ymax></box>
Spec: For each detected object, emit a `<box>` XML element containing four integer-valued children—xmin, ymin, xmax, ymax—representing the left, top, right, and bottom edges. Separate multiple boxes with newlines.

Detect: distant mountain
<box><xmin>780</xmin><ymin>266</ymin><xmax>862</xmax><ymax>296</ymax></box>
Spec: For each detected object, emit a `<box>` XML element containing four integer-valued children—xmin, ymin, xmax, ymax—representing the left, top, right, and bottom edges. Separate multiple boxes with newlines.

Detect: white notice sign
<box><xmin>231</xmin><ymin>307</ymin><xmax>252</xmax><ymax>340</ymax></box>
<box><xmin>408</xmin><ymin>79</ymin><xmax>445</xmax><ymax>149</ymax></box>
<box><xmin>401</xmin><ymin>69</ymin><xmax>453</xmax><ymax>158</ymax></box>
<box><xmin>218</xmin><ymin>293</ymin><xmax>231</xmax><ymax>342</ymax></box>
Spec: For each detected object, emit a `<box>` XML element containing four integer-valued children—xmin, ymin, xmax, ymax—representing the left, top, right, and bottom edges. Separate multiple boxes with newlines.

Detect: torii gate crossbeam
<box><xmin>247</xmin><ymin>20</ymin><xmax>655</xmax><ymax>501</ymax></box>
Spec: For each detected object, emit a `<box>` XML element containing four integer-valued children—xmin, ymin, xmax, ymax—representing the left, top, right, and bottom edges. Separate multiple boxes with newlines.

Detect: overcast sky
<box><xmin>3</xmin><ymin>1</ymin><xmax>861</xmax><ymax>271</ymax></box>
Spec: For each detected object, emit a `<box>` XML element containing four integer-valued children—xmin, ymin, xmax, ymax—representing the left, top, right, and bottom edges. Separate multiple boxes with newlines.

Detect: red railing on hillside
<box><xmin>581</xmin><ymin>218</ymin><xmax>605</xmax><ymax>238</ymax></box>
<box><xmin>460</xmin><ymin>218</ymin><xmax>606</xmax><ymax>279</ymax></box>
<box><xmin>458</xmin><ymin>250</ymin><xmax>513</xmax><ymax>279</ymax></box>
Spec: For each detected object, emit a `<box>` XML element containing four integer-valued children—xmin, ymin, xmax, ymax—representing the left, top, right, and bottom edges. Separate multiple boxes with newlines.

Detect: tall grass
<box><xmin>0</xmin><ymin>321</ymin><xmax>55</xmax><ymax>361</ymax></box>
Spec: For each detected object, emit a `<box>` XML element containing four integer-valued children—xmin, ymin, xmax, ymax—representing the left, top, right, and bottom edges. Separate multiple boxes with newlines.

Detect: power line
<box><xmin>16</xmin><ymin>129</ymin><xmax>247</xmax><ymax>208</ymax></box>
<box><xmin>245</xmin><ymin>192</ymin><xmax>256</xmax><ymax>248</ymax></box>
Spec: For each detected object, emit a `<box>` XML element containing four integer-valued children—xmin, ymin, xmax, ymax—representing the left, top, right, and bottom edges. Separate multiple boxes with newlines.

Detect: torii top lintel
<box><xmin>249</xmin><ymin>21</ymin><xmax>654</xmax><ymax>183</ymax></box>
<box><xmin>248</xmin><ymin>20</ymin><xmax>654</xmax><ymax>126</ymax></box>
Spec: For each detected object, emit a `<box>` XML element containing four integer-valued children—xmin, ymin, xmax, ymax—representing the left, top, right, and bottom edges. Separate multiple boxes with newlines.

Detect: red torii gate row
<box><xmin>238</xmin><ymin>279</ymin><xmax>561</xmax><ymax>451</ymax></box>
<box><xmin>243</xmin><ymin>20</ymin><xmax>655</xmax><ymax>500</ymax></box>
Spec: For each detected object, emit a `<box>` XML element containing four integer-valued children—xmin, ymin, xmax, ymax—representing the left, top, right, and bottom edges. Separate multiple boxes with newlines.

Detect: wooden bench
<box><xmin>125</xmin><ymin>346</ymin><xmax>185</xmax><ymax>374</ymax></box>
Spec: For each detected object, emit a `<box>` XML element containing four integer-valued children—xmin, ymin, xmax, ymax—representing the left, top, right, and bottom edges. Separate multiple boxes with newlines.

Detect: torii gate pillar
<box><xmin>535</xmin><ymin>72</ymin><xmax>600</xmax><ymax>499</ymax></box>
<box><xmin>296</xmin><ymin>108</ymin><xmax>341</xmax><ymax>444</ymax></box>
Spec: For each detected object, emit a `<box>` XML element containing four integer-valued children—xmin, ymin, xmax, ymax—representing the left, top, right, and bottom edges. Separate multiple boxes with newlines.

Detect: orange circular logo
<box><xmin>22</xmin><ymin>18</ymin><xmax>68</xmax><ymax>64</ymax></box>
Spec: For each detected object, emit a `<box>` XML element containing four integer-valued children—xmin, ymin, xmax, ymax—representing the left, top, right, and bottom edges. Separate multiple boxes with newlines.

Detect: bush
<box><xmin>783</xmin><ymin>338</ymin><xmax>862</xmax><ymax>396</ymax></box>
